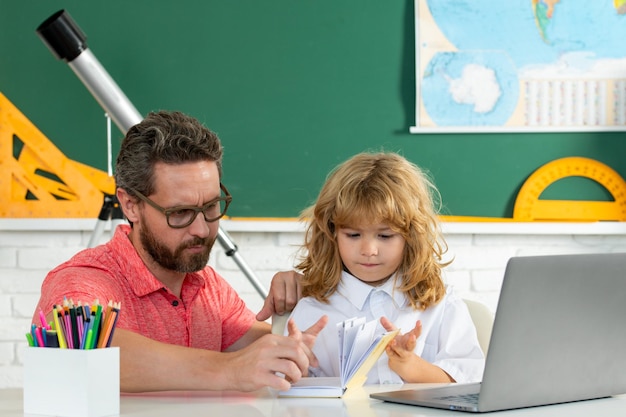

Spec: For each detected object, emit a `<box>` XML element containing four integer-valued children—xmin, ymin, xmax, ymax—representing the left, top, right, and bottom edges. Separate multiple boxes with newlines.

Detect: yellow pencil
<box><xmin>52</xmin><ymin>306</ymin><xmax>67</xmax><ymax>349</ymax></box>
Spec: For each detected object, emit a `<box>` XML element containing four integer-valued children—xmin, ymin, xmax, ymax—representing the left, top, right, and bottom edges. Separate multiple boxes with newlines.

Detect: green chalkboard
<box><xmin>2</xmin><ymin>1</ymin><xmax>625</xmax><ymax>219</ymax></box>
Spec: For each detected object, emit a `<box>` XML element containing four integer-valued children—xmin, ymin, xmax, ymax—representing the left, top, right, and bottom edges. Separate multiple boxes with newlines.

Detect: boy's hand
<box><xmin>381</xmin><ymin>317</ymin><xmax>421</xmax><ymax>354</ymax></box>
<box><xmin>380</xmin><ymin>317</ymin><xmax>455</xmax><ymax>383</ymax></box>
<box><xmin>380</xmin><ymin>317</ymin><xmax>422</xmax><ymax>379</ymax></box>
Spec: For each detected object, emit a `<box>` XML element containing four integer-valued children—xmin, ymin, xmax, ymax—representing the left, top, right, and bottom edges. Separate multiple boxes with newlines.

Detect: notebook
<box><xmin>279</xmin><ymin>317</ymin><xmax>399</xmax><ymax>397</ymax></box>
<box><xmin>371</xmin><ymin>252</ymin><xmax>626</xmax><ymax>412</ymax></box>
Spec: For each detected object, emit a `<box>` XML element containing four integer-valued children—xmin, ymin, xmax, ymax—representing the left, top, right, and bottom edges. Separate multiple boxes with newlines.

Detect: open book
<box><xmin>278</xmin><ymin>317</ymin><xmax>399</xmax><ymax>397</ymax></box>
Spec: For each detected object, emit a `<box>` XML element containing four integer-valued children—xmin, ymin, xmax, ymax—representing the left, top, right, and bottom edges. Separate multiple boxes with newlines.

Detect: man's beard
<box><xmin>139</xmin><ymin>220</ymin><xmax>215</xmax><ymax>273</ymax></box>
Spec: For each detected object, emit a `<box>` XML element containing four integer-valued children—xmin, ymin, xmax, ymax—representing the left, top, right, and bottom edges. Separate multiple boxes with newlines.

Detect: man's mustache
<box><xmin>181</xmin><ymin>237</ymin><xmax>213</xmax><ymax>249</ymax></box>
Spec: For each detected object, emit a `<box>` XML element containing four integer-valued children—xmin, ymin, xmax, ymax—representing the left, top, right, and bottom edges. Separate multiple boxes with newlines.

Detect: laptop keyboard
<box><xmin>434</xmin><ymin>393</ymin><xmax>479</xmax><ymax>405</ymax></box>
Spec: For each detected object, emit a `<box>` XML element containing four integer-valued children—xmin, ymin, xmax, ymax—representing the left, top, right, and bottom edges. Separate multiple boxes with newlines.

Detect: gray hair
<box><xmin>115</xmin><ymin>110</ymin><xmax>223</xmax><ymax>196</ymax></box>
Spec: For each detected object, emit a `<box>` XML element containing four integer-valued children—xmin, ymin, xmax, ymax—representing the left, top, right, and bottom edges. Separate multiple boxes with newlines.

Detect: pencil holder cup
<box><xmin>23</xmin><ymin>347</ymin><xmax>120</xmax><ymax>417</ymax></box>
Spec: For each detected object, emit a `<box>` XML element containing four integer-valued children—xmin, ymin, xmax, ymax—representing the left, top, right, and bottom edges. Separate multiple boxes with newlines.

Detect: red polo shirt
<box><xmin>33</xmin><ymin>225</ymin><xmax>256</xmax><ymax>351</ymax></box>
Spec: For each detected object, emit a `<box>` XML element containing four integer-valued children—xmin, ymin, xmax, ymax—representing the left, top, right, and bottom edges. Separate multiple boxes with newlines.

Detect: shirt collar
<box><xmin>337</xmin><ymin>270</ymin><xmax>407</xmax><ymax>310</ymax></box>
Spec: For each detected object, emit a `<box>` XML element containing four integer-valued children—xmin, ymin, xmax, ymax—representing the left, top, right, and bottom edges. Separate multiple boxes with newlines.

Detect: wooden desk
<box><xmin>2</xmin><ymin>385</ymin><xmax>625</xmax><ymax>416</ymax></box>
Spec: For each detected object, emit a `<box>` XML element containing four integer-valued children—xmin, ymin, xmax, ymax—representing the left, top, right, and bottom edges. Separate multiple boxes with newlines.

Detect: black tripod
<box><xmin>87</xmin><ymin>194</ymin><xmax>125</xmax><ymax>248</ymax></box>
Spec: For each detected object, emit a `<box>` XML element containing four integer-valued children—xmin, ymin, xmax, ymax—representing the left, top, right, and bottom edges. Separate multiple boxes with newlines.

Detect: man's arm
<box><xmin>112</xmin><ymin>326</ymin><xmax>308</xmax><ymax>392</ymax></box>
<box><xmin>112</xmin><ymin>316</ymin><xmax>327</xmax><ymax>392</ymax></box>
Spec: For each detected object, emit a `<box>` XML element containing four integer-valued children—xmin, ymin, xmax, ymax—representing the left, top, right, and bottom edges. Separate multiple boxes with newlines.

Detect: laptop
<box><xmin>371</xmin><ymin>252</ymin><xmax>626</xmax><ymax>412</ymax></box>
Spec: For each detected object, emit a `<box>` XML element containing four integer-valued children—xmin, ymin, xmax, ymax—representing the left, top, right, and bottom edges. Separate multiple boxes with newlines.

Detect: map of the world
<box><xmin>413</xmin><ymin>0</ymin><xmax>626</xmax><ymax>132</ymax></box>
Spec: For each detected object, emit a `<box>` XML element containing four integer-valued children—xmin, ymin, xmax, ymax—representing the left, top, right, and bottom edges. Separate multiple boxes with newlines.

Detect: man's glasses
<box><xmin>130</xmin><ymin>183</ymin><xmax>232</xmax><ymax>228</ymax></box>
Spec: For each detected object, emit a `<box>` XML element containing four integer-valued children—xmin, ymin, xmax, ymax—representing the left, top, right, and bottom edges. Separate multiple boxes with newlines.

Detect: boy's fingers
<box><xmin>380</xmin><ymin>316</ymin><xmax>397</xmax><ymax>332</ymax></box>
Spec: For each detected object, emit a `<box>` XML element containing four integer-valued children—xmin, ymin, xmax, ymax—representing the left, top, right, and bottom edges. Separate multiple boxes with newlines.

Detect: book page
<box><xmin>339</xmin><ymin>317</ymin><xmax>365</xmax><ymax>381</ymax></box>
<box><xmin>344</xmin><ymin>319</ymin><xmax>377</xmax><ymax>382</ymax></box>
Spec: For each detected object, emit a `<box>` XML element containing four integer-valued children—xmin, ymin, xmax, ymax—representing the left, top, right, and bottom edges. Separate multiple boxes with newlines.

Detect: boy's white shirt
<box><xmin>287</xmin><ymin>271</ymin><xmax>485</xmax><ymax>384</ymax></box>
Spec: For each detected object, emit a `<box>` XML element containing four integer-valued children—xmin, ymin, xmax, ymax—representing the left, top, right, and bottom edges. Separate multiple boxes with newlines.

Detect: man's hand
<box><xmin>227</xmin><ymin>315</ymin><xmax>328</xmax><ymax>391</ymax></box>
<box><xmin>225</xmin><ymin>331</ymin><xmax>311</xmax><ymax>391</ymax></box>
<box><xmin>286</xmin><ymin>315</ymin><xmax>328</xmax><ymax>372</ymax></box>
<box><xmin>256</xmin><ymin>270</ymin><xmax>303</xmax><ymax>321</ymax></box>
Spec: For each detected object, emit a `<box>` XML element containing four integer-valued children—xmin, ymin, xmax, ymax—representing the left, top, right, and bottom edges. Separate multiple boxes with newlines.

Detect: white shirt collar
<box><xmin>337</xmin><ymin>270</ymin><xmax>407</xmax><ymax>310</ymax></box>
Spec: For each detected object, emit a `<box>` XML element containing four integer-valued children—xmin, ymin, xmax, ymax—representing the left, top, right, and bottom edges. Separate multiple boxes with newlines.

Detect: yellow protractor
<box><xmin>513</xmin><ymin>157</ymin><xmax>626</xmax><ymax>221</ymax></box>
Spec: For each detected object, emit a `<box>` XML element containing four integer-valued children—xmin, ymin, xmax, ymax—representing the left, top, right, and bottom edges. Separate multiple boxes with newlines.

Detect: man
<box><xmin>33</xmin><ymin>111</ymin><xmax>325</xmax><ymax>392</ymax></box>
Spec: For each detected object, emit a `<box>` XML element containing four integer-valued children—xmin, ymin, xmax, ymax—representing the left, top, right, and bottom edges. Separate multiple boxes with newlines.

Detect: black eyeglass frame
<box><xmin>129</xmin><ymin>183</ymin><xmax>232</xmax><ymax>228</ymax></box>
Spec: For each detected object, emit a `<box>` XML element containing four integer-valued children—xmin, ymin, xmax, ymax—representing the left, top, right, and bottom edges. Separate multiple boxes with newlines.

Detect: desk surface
<box><xmin>2</xmin><ymin>385</ymin><xmax>626</xmax><ymax>416</ymax></box>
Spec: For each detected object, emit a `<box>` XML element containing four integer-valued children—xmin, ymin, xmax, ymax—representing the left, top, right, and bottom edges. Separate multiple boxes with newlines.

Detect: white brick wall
<box><xmin>2</xmin><ymin>219</ymin><xmax>626</xmax><ymax>389</ymax></box>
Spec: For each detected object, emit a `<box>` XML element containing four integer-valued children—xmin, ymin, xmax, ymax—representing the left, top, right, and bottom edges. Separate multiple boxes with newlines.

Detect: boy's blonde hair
<box><xmin>296</xmin><ymin>152</ymin><xmax>449</xmax><ymax>310</ymax></box>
